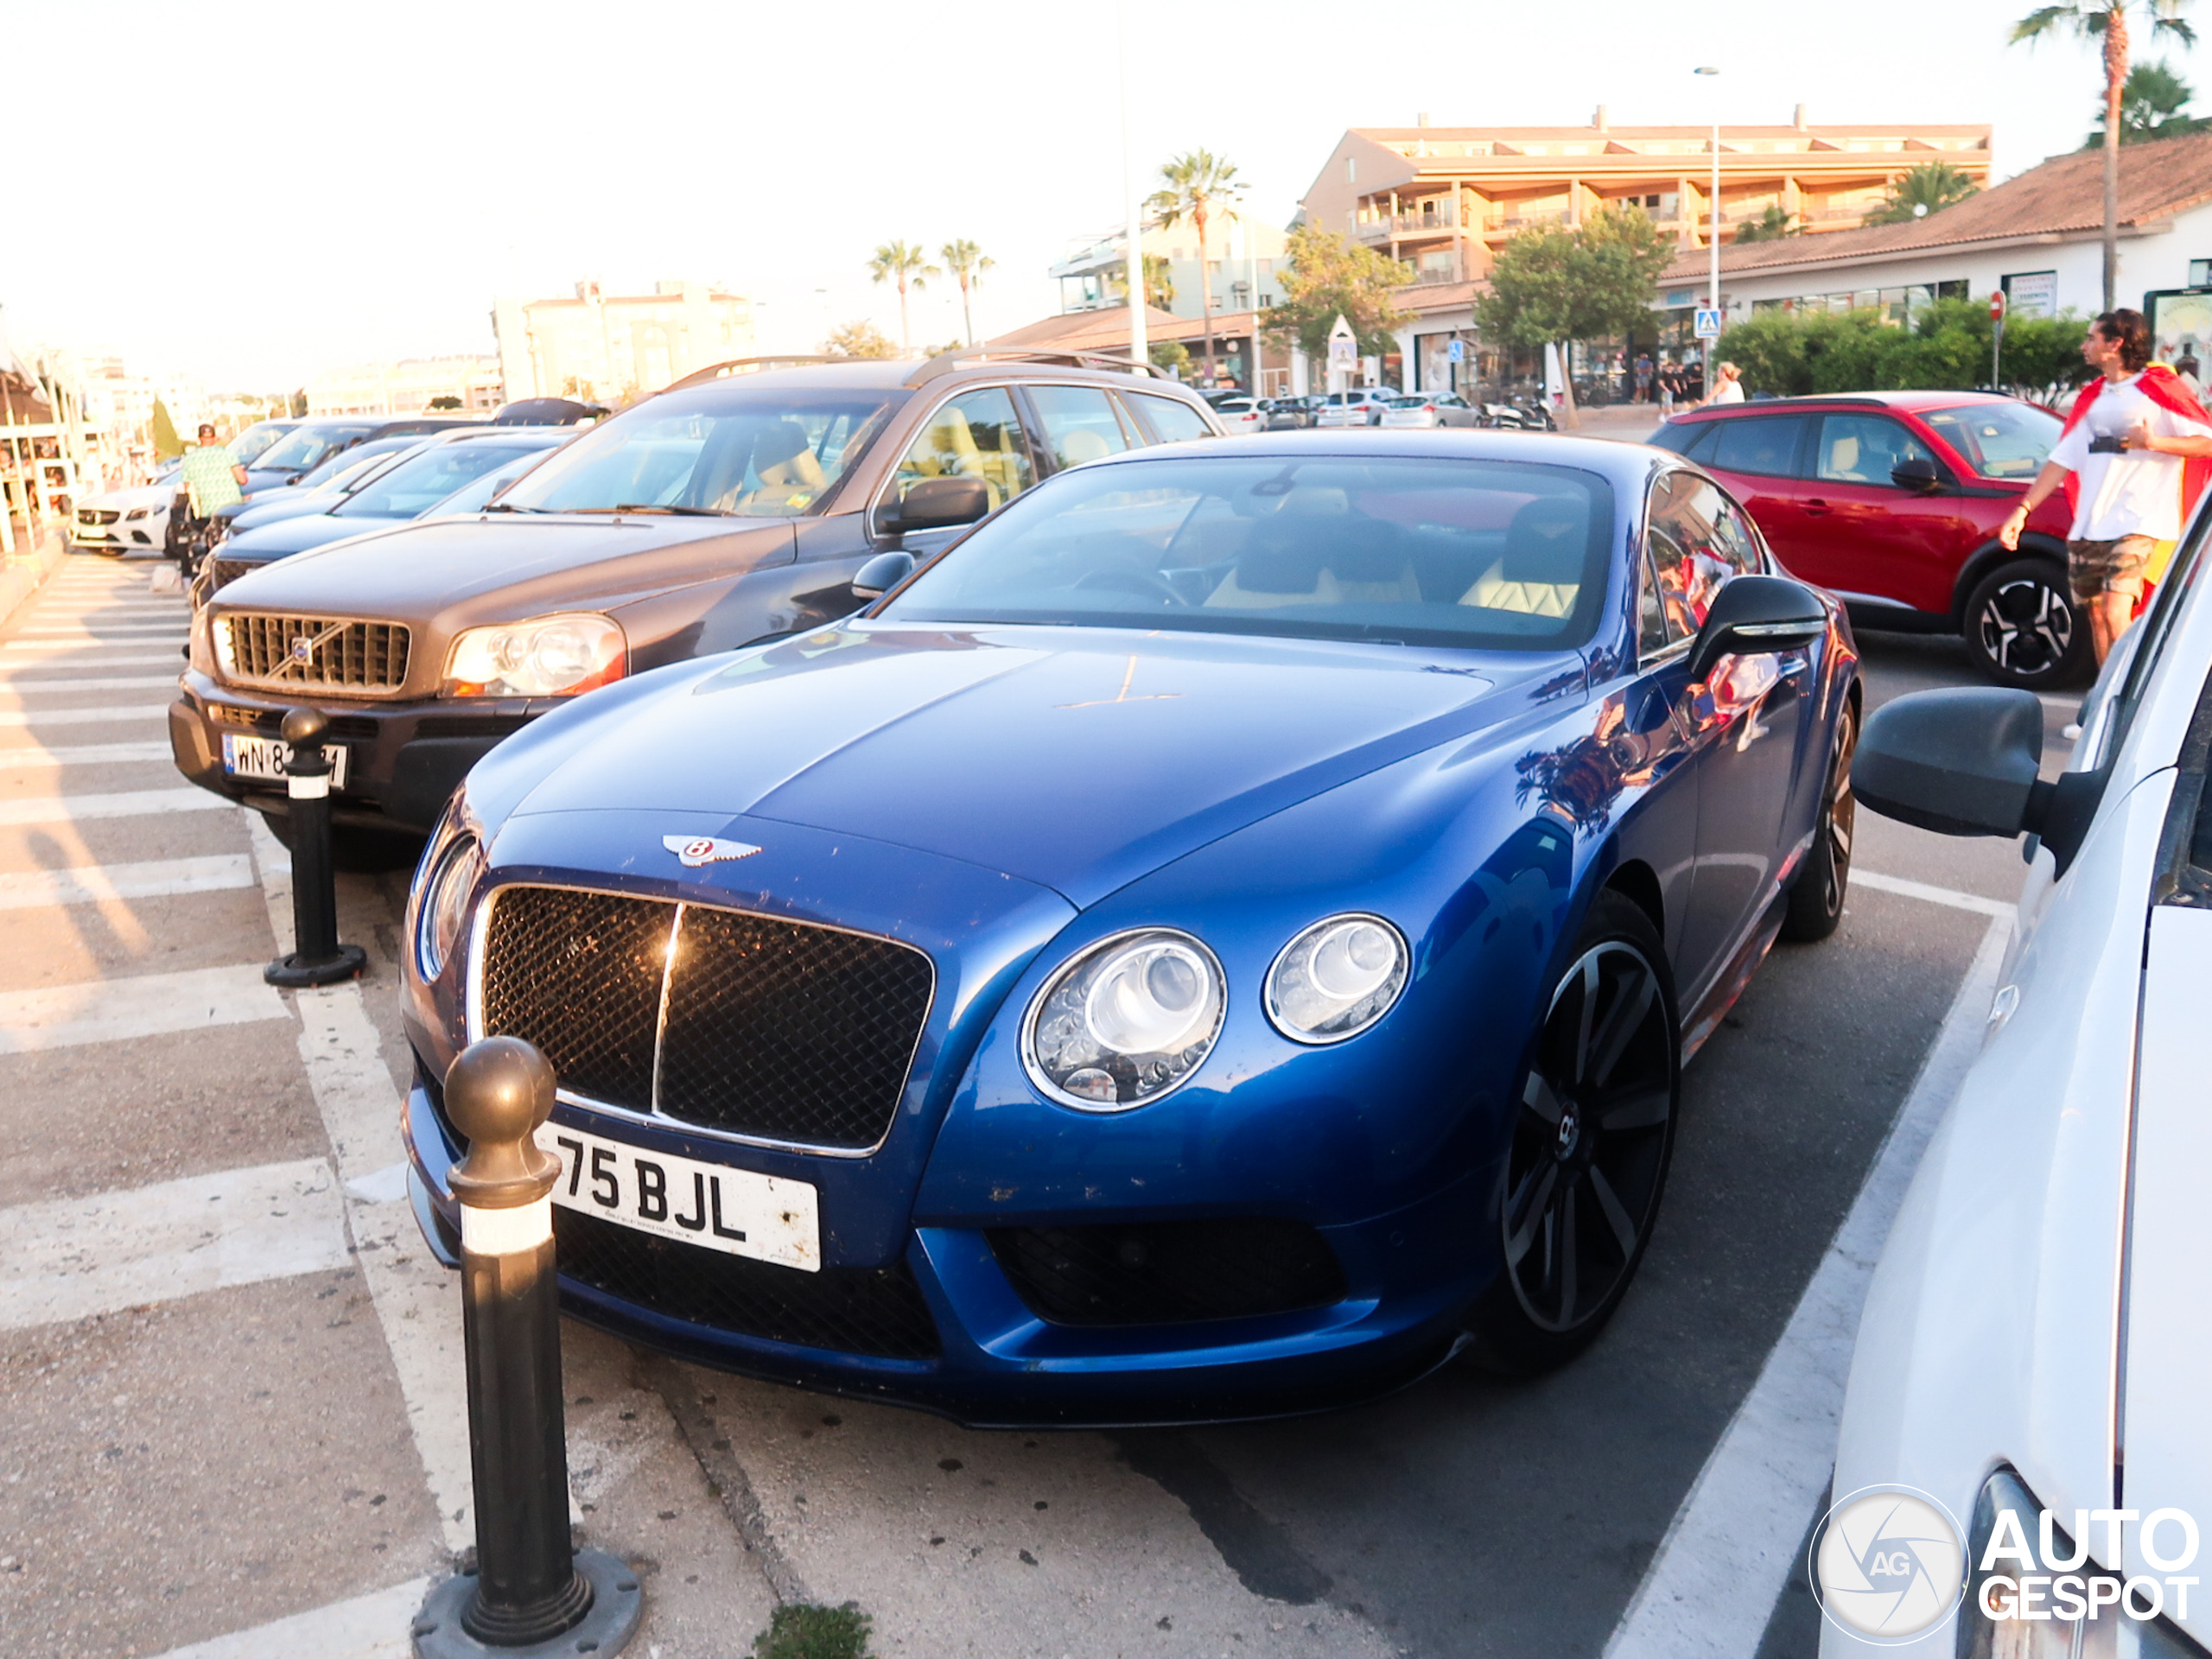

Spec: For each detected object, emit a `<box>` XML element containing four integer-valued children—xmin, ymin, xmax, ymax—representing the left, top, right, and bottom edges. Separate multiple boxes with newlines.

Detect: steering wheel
<box><xmin>1073</xmin><ymin>567</ymin><xmax>1190</xmax><ymax>607</ymax></box>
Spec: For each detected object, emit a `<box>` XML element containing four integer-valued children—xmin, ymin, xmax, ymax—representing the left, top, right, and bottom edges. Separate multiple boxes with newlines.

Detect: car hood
<box><xmin>84</xmin><ymin>483</ymin><xmax>172</xmax><ymax>512</ymax></box>
<box><xmin>499</xmin><ymin>620</ymin><xmax>1573</xmax><ymax>907</ymax></box>
<box><xmin>213</xmin><ymin>512</ymin><xmax>793</xmax><ymax>619</ymax></box>
<box><xmin>224</xmin><ymin>510</ymin><xmax>406</xmax><ymax>560</ymax></box>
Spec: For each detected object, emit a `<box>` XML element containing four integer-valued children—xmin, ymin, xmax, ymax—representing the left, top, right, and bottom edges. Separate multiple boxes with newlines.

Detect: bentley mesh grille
<box><xmin>203</xmin><ymin>558</ymin><xmax>256</xmax><ymax>596</ymax></box>
<box><xmin>221</xmin><ymin>612</ymin><xmax>410</xmax><ymax>692</ymax></box>
<box><xmin>479</xmin><ymin>886</ymin><xmax>935</xmax><ymax>1151</ymax></box>
<box><xmin>554</xmin><ymin>1207</ymin><xmax>940</xmax><ymax>1359</ymax></box>
<box><xmin>988</xmin><ymin>1219</ymin><xmax>1349</xmax><ymax>1326</ymax></box>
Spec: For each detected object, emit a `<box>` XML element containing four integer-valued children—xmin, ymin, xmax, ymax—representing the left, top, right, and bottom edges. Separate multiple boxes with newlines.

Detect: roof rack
<box><xmin>902</xmin><ymin>348</ymin><xmax>1162</xmax><ymax>388</ymax></box>
<box><xmin>662</xmin><ymin>355</ymin><xmax>846</xmax><ymax>392</ymax></box>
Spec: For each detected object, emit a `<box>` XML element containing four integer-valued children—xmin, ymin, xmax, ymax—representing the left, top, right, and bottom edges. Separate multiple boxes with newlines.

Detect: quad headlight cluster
<box><xmin>412</xmin><ymin>828</ymin><xmax>486</xmax><ymax>982</ymax></box>
<box><xmin>1021</xmin><ymin>914</ymin><xmax>1408</xmax><ymax>1111</ymax></box>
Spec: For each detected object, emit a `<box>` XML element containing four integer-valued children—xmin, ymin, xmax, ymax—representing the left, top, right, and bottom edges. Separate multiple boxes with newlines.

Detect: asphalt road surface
<box><xmin>0</xmin><ymin>550</ymin><xmax>2066</xmax><ymax>1659</ymax></box>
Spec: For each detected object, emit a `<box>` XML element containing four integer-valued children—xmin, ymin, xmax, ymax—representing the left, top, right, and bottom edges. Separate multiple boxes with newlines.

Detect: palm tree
<box><xmin>1862</xmin><ymin>162</ymin><xmax>1984</xmax><ymax>226</ymax></box>
<box><xmin>1147</xmin><ymin>149</ymin><xmax>1246</xmax><ymax>379</ymax></box>
<box><xmin>2012</xmin><ymin>1</ymin><xmax>2197</xmax><ymax>311</ymax></box>
<box><xmin>938</xmin><ymin>240</ymin><xmax>995</xmax><ymax>346</ymax></box>
<box><xmin>1732</xmin><ymin>205</ymin><xmax>1799</xmax><ymax>243</ymax></box>
<box><xmin>1109</xmin><ymin>252</ymin><xmax>1175</xmax><ymax>311</ymax></box>
<box><xmin>2085</xmin><ymin>59</ymin><xmax>2212</xmax><ymax>143</ymax></box>
<box><xmin>868</xmin><ymin>240</ymin><xmax>940</xmax><ymax>355</ymax></box>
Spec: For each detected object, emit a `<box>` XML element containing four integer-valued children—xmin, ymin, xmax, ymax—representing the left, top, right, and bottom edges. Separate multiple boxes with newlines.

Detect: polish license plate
<box><xmin>220</xmin><ymin>732</ymin><xmax>349</xmax><ymax>790</ymax></box>
<box><xmin>535</xmin><ymin>1121</ymin><xmax>820</xmax><ymax>1273</ymax></box>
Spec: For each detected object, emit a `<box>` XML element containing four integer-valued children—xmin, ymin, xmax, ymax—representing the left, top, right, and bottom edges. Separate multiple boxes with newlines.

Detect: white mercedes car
<box><xmin>73</xmin><ymin>471</ymin><xmax>179</xmax><ymax>554</ymax></box>
<box><xmin>1825</xmin><ymin>528</ymin><xmax>2212</xmax><ymax>1654</ymax></box>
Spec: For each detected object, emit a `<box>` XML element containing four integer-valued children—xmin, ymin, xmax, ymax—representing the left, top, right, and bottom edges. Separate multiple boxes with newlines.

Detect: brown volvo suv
<box><xmin>170</xmin><ymin>352</ymin><xmax>1222</xmax><ymax>839</ymax></box>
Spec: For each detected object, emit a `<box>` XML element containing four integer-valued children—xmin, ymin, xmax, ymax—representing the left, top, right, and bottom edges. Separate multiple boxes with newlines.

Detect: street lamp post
<box><xmin>1696</xmin><ymin>66</ymin><xmax>1720</xmax><ymax>397</ymax></box>
<box><xmin>1119</xmin><ymin>3</ymin><xmax>1146</xmax><ymax>372</ymax></box>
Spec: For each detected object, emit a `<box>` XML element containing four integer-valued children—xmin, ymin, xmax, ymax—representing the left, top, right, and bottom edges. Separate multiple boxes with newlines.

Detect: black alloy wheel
<box><xmin>1964</xmin><ymin>559</ymin><xmax>2091</xmax><ymax>690</ymax></box>
<box><xmin>1781</xmin><ymin>695</ymin><xmax>1858</xmax><ymax>944</ymax></box>
<box><xmin>1467</xmin><ymin>892</ymin><xmax>1680</xmax><ymax>1375</ymax></box>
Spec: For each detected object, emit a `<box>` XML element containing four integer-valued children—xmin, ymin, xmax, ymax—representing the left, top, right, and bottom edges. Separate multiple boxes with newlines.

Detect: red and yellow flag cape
<box><xmin>2057</xmin><ymin>364</ymin><xmax>2212</xmax><ymax>593</ymax></box>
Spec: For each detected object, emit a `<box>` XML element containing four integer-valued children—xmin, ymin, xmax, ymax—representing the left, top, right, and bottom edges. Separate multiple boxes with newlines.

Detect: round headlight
<box><xmin>414</xmin><ymin>832</ymin><xmax>485</xmax><ymax>981</ymax></box>
<box><xmin>1264</xmin><ymin>914</ymin><xmax>1408</xmax><ymax>1044</ymax></box>
<box><xmin>1022</xmin><ymin>929</ymin><xmax>1225</xmax><ymax>1110</ymax></box>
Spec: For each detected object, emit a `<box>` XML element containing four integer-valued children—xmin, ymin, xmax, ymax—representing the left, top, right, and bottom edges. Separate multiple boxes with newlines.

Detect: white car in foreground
<box><xmin>1826</xmin><ymin>528</ymin><xmax>2212</xmax><ymax>1655</ymax></box>
<box><xmin>73</xmin><ymin>474</ymin><xmax>177</xmax><ymax>554</ymax></box>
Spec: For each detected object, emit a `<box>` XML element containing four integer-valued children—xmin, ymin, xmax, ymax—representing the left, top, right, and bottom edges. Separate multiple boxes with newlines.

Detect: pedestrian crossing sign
<box><xmin>1694</xmin><ymin>308</ymin><xmax>1723</xmax><ymax>340</ymax></box>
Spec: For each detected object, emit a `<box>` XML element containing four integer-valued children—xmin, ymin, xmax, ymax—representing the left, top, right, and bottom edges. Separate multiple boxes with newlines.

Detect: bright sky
<box><xmin>2</xmin><ymin>0</ymin><xmax>2194</xmax><ymax>389</ymax></box>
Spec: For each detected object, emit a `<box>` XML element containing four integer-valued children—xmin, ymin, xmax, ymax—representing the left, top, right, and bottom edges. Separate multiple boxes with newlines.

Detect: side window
<box><xmin>1126</xmin><ymin>392</ymin><xmax>1213</xmax><ymax>444</ymax></box>
<box><xmin>1643</xmin><ymin>472</ymin><xmax>1758</xmax><ymax>654</ymax></box>
<box><xmin>1027</xmin><ymin>385</ymin><xmax>1135</xmax><ymax>469</ymax></box>
<box><xmin>1707</xmin><ymin>414</ymin><xmax>1810</xmax><ymax>478</ymax></box>
<box><xmin>893</xmin><ymin>387</ymin><xmax>1036</xmax><ymax>510</ymax></box>
<box><xmin>1815</xmin><ymin>413</ymin><xmax>1937</xmax><ymax>486</ymax></box>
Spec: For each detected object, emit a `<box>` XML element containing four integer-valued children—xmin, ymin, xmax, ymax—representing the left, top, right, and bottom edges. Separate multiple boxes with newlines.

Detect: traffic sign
<box><xmin>1990</xmin><ymin>289</ymin><xmax>2005</xmax><ymax>321</ymax></box>
<box><xmin>1447</xmin><ymin>339</ymin><xmax>1465</xmax><ymax>363</ymax></box>
<box><xmin>1694</xmin><ymin>308</ymin><xmax>1723</xmax><ymax>340</ymax></box>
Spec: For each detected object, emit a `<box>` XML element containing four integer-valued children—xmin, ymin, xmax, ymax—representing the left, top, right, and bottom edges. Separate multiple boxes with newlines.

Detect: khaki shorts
<box><xmin>2067</xmin><ymin>535</ymin><xmax>2156</xmax><ymax>601</ymax></box>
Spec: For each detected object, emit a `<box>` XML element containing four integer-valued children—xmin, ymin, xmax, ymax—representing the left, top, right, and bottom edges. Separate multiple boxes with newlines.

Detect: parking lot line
<box><xmin>0</xmin><ymin>702</ymin><xmax>169</xmax><ymax>727</ymax></box>
<box><xmin>0</xmin><ymin>646</ymin><xmax>188</xmax><ymax>664</ymax></box>
<box><xmin>0</xmin><ymin>739</ymin><xmax>174</xmax><ymax>766</ymax></box>
<box><xmin>1849</xmin><ymin>868</ymin><xmax>2016</xmax><ymax>919</ymax></box>
<box><xmin>13</xmin><ymin>624</ymin><xmax>189</xmax><ymax>637</ymax></box>
<box><xmin>0</xmin><ymin>962</ymin><xmax>290</xmax><ymax>1054</ymax></box>
<box><xmin>0</xmin><ymin>788</ymin><xmax>236</xmax><ymax>826</ymax></box>
<box><xmin>0</xmin><ymin>1155</ymin><xmax>348</xmax><ymax>1331</ymax></box>
<box><xmin>0</xmin><ymin>674</ymin><xmax>182</xmax><ymax>692</ymax></box>
<box><xmin>147</xmin><ymin>1577</ymin><xmax>427</xmax><ymax>1659</ymax></box>
<box><xmin>0</xmin><ymin>854</ymin><xmax>257</xmax><ymax>909</ymax></box>
<box><xmin>1604</xmin><ymin>912</ymin><xmax>2012</xmax><ymax>1659</ymax></box>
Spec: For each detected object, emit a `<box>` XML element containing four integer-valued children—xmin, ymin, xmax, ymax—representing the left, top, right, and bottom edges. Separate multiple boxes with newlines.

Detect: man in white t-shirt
<box><xmin>2002</xmin><ymin>308</ymin><xmax>2212</xmax><ymax>665</ymax></box>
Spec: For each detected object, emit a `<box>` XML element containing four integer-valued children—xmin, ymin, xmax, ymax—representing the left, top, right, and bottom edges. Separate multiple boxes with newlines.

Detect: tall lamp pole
<box><xmin>1119</xmin><ymin>3</ymin><xmax>1147</xmax><ymax>372</ymax></box>
<box><xmin>1695</xmin><ymin>66</ymin><xmax>1720</xmax><ymax>396</ymax></box>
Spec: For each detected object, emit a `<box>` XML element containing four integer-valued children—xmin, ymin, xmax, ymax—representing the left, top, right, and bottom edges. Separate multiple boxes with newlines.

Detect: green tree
<box><xmin>938</xmin><ymin>238</ymin><xmax>995</xmax><ymax>346</ymax></box>
<box><xmin>1149</xmin><ymin>339</ymin><xmax>1192</xmax><ymax>377</ymax></box>
<box><xmin>1732</xmin><ymin>205</ymin><xmax>1799</xmax><ymax>243</ymax></box>
<box><xmin>149</xmin><ymin>397</ymin><xmax>181</xmax><ymax>460</ymax></box>
<box><xmin>428</xmin><ymin>395</ymin><xmax>463</xmax><ymax>410</ymax></box>
<box><xmin>1862</xmin><ymin>162</ymin><xmax>1984</xmax><ymax>226</ymax></box>
<box><xmin>1110</xmin><ymin>252</ymin><xmax>1176</xmax><ymax>311</ymax></box>
<box><xmin>1714</xmin><ymin>300</ymin><xmax>2092</xmax><ymax>399</ymax></box>
<box><xmin>1476</xmin><ymin>204</ymin><xmax>1671</xmax><ymax>426</ymax></box>
<box><xmin>867</xmin><ymin>240</ymin><xmax>939</xmax><ymax>354</ymax></box>
<box><xmin>1148</xmin><ymin>149</ymin><xmax>1246</xmax><ymax>378</ymax></box>
<box><xmin>823</xmin><ymin>320</ymin><xmax>899</xmax><ymax>359</ymax></box>
<box><xmin>2012</xmin><ymin>1</ymin><xmax>2197</xmax><ymax>310</ymax></box>
<box><xmin>1260</xmin><ymin>225</ymin><xmax>1413</xmax><ymax>360</ymax></box>
<box><xmin>2086</xmin><ymin>58</ymin><xmax>2212</xmax><ymax>142</ymax></box>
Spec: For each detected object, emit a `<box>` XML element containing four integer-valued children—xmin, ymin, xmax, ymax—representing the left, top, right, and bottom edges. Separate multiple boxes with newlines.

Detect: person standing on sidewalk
<box><xmin>172</xmin><ymin>423</ymin><xmax>245</xmax><ymax>571</ymax></box>
<box><xmin>2001</xmin><ymin>308</ymin><xmax>2212</xmax><ymax>666</ymax></box>
<box><xmin>1706</xmin><ymin>361</ymin><xmax>1745</xmax><ymax>404</ymax></box>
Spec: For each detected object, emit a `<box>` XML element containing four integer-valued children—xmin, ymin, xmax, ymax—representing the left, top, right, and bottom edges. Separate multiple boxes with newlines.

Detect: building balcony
<box><xmin>1357</xmin><ymin>212</ymin><xmax>1462</xmax><ymax>243</ymax></box>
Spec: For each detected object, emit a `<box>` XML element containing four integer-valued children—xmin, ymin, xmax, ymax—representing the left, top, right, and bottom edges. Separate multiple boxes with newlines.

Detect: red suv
<box><xmin>1648</xmin><ymin>391</ymin><xmax>2080</xmax><ymax>687</ymax></box>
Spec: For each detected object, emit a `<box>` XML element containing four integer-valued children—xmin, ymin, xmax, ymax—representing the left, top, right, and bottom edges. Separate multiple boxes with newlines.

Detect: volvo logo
<box><xmin>662</xmin><ymin>834</ymin><xmax>761</xmax><ymax>868</ymax></box>
<box><xmin>289</xmin><ymin>636</ymin><xmax>315</xmax><ymax>663</ymax></box>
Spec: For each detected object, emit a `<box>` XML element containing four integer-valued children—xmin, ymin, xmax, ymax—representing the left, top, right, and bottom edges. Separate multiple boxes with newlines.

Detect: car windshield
<box><xmin>1917</xmin><ymin>402</ymin><xmax>2062</xmax><ymax>480</ymax></box>
<box><xmin>1387</xmin><ymin>396</ymin><xmax>1427</xmax><ymax>409</ymax></box>
<box><xmin>430</xmin><ymin>447</ymin><xmax>556</xmax><ymax>514</ymax></box>
<box><xmin>331</xmin><ymin>442</ymin><xmax>552</xmax><ymax>518</ymax></box>
<box><xmin>881</xmin><ymin>454</ymin><xmax>1614</xmax><ymax>651</ymax></box>
<box><xmin>299</xmin><ymin>437</ymin><xmax>416</xmax><ymax>491</ymax></box>
<box><xmin>256</xmin><ymin>424</ymin><xmax>375</xmax><ymax>474</ymax></box>
<box><xmin>227</xmin><ymin>424</ymin><xmax>294</xmax><ymax>467</ymax></box>
<box><xmin>495</xmin><ymin>385</ymin><xmax>906</xmax><ymax>517</ymax></box>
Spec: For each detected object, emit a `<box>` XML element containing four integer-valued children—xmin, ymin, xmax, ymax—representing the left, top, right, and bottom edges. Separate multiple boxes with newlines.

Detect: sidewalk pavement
<box><xmin>0</xmin><ymin>524</ymin><xmax>69</xmax><ymax>634</ymax></box>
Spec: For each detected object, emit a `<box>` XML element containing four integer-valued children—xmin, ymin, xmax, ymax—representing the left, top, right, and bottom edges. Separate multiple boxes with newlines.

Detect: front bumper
<box><xmin>168</xmin><ymin>669</ymin><xmax>544</xmax><ymax>833</ymax></box>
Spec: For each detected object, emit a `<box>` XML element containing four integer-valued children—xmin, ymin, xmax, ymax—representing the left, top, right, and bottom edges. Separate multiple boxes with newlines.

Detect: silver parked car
<box><xmin>1313</xmin><ymin>389</ymin><xmax>1393</xmax><ymax>429</ymax></box>
<box><xmin>1378</xmin><ymin>392</ymin><xmax>1480</xmax><ymax>429</ymax></box>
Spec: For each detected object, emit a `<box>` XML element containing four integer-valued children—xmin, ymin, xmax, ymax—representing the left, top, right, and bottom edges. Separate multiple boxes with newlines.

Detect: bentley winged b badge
<box><xmin>663</xmin><ymin>834</ymin><xmax>762</xmax><ymax>868</ymax></box>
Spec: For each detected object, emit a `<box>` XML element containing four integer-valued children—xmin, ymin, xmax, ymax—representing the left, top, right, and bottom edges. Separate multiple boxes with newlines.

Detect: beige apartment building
<box><xmin>492</xmin><ymin>280</ymin><xmax>756</xmax><ymax>406</ymax></box>
<box><xmin>1300</xmin><ymin>108</ymin><xmax>1993</xmax><ymax>290</ymax></box>
<box><xmin>306</xmin><ymin>356</ymin><xmax>505</xmax><ymax>416</ymax></box>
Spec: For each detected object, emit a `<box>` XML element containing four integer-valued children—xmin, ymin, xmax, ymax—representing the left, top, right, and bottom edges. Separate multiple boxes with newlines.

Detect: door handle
<box><xmin>1802</xmin><ymin>499</ymin><xmax>1832</xmax><ymax>516</ymax></box>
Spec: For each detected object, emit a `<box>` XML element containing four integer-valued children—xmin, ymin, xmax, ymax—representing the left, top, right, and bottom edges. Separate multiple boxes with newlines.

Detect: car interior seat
<box><xmin>901</xmin><ymin>404</ymin><xmax>1008</xmax><ymax>510</ymax></box>
<box><xmin>1058</xmin><ymin>428</ymin><xmax>1115</xmax><ymax>467</ymax></box>
<box><xmin>1204</xmin><ymin>487</ymin><xmax>1422</xmax><ymax>608</ymax></box>
<box><xmin>1459</xmin><ymin>497</ymin><xmax>1587</xmax><ymax>618</ymax></box>
<box><xmin>741</xmin><ymin>419</ymin><xmax>830</xmax><ymax>511</ymax></box>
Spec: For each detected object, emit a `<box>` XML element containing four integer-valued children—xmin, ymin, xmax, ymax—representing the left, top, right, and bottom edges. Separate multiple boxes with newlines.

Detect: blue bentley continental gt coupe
<box><xmin>399</xmin><ymin>430</ymin><xmax>1860</xmax><ymax>1424</ymax></box>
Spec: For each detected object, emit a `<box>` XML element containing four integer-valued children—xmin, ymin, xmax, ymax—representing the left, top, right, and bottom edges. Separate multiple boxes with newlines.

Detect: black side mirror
<box><xmin>872</xmin><ymin>475</ymin><xmax>990</xmax><ymax>538</ymax></box>
<box><xmin>1686</xmin><ymin>574</ymin><xmax>1829</xmax><ymax>683</ymax></box>
<box><xmin>1853</xmin><ymin>686</ymin><xmax>2107</xmax><ymax>874</ymax></box>
<box><xmin>1890</xmin><ymin>456</ymin><xmax>1942</xmax><ymax>493</ymax></box>
<box><xmin>850</xmin><ymin>550</ymin><xmax>915</xmax><ymax>601</ymax></box>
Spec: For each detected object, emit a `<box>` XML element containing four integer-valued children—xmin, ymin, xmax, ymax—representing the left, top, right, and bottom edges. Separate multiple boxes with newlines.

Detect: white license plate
<box><xmin>535</xmin><ymin>1120</ymin><xmax>820</xmax><ymax>1273</ymax></box>
<box><xmin>220</xmin><ymin>732</ymin><xmax>349</xmax><ymax>790</ymax></box>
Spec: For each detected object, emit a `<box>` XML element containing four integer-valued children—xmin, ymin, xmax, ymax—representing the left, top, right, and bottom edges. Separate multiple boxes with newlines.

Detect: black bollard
<box><xmin>263</xmin><ymin>706</ymin><xmax>366</xmax><ymax>988</ymax></box>
<box><xmin>413</xmin><ymin>1038</ymin><xmax>642</xmax><ymax>1659</ymax></box>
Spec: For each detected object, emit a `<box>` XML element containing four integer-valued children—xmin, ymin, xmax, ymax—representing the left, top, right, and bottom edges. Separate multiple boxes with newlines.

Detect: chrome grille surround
<box><xmin>219</xmin><ymin>611</ymin><xmax>411</xmax><ymax>695</ymax></box>
<box><xmin>467</xmin><ymin>882</ymin><xmax>938</xmax><ymax>1158</ymax></box>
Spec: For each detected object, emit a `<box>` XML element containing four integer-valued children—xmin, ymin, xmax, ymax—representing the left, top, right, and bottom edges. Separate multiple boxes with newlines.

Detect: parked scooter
<box><xmin>1478</xmin><ymin>401</ymin><xmax>1558</xmax><ymax>432</ymax></box>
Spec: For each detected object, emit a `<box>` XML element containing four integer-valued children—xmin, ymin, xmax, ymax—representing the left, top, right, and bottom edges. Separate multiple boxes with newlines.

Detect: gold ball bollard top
<box><xmin>446</xmin><ymin>1037</ymin><xmax>563</xmax><ymax>1211</ymax></box>
<box><xmin>280</xmin><ymin>705</ymin><xmax>328</xmax><ymax>750</ymax></box>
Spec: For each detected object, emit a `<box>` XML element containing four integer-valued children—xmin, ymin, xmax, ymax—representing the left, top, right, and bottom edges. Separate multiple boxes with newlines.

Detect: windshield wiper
<box><xmin>481</xmin><ymin>502</ymin><xmax>551</xmax><ymax>513</ymax></box>
<box><xmin>609</xmin><ymin>503</ymin><xmax>730</xmax><ymax>517</ymax></box>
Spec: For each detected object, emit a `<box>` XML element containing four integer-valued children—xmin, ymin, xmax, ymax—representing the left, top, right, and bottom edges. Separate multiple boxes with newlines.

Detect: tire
<box><xmin>1780</xmin><ymin>692</ymin><xmax>1857</xmax><ymax>944</ymax></box>
<box><xmin>1465</xmin><ymin>891</ymin><xmax>1681</xmax><ymax>1376</ymax></box>
<box><xmin>1962</xmin><ymin>558</ymin><xmax>2092</xmax><ymax>690</ymax></box>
